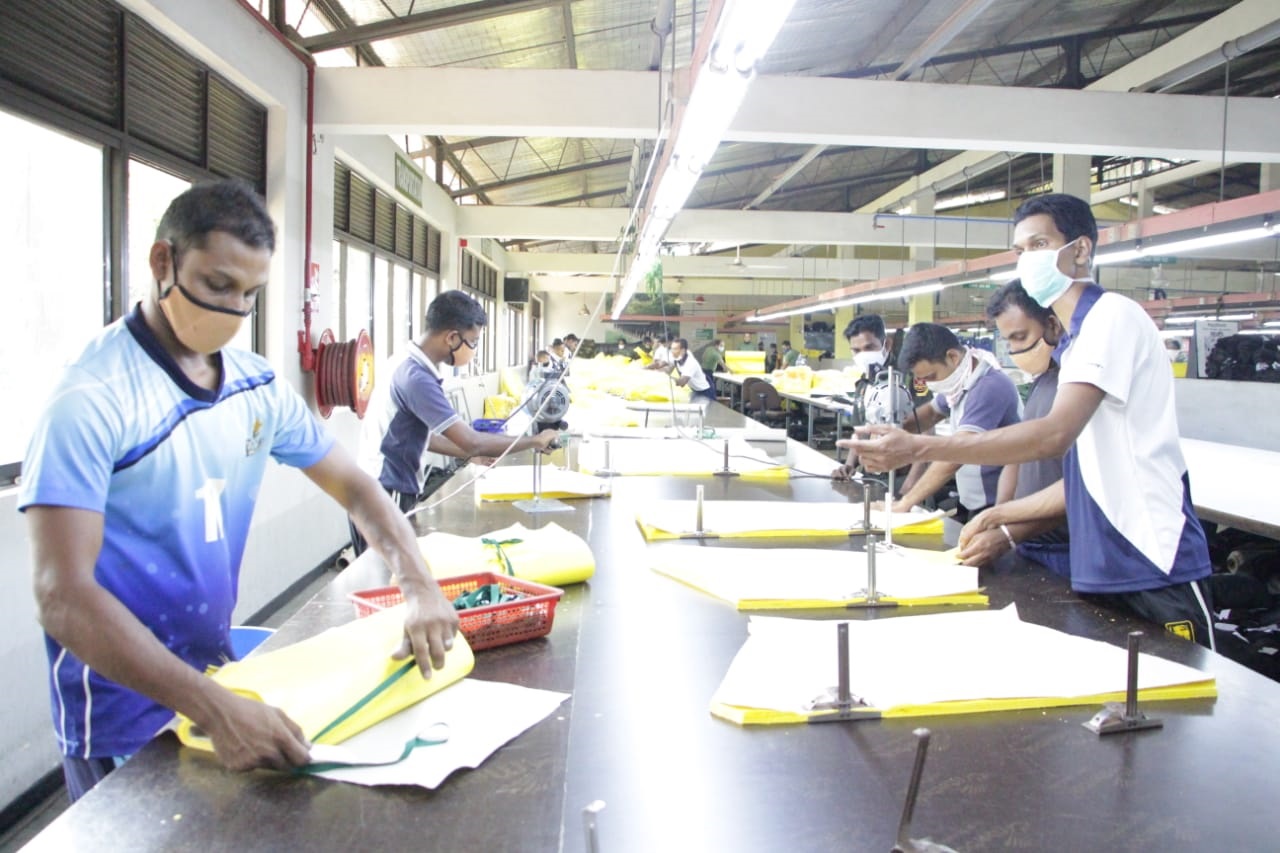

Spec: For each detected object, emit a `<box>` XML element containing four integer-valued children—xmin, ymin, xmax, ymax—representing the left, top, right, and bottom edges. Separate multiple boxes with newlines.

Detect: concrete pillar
<box><xmin>833</xmin><ymin>306</ymin><xmax>854</xmax><ymax>359</ymax></box>
<box><xmin>1261</xmin><ymin>164</ymin><xmax>1280</xmax><ymax>194</ymax></box>
<box><xmin>1135</xmin><ymin>181</ymin><xmax>1155</xmax><ymax>218</ymax></box>
<box><xmin>908</xmin><ymin>191</ymin><xmax>936</xmax><ymax>325</ymax></box>
<box><xmin>1051</xmin><ymin>153</ymin><xmax>1091</xmax><ymax>200</ymax></box>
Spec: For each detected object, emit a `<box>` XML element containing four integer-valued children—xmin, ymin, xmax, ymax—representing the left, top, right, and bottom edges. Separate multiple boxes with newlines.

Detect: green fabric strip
<box><xmin>480</xmin><ymin>537</ymin><xmax>523</xmax><ymax>575</ymax></box>
<box><xmin>310</xmin><ymin>658</ymin><xmax>416</xmax><ymax>744</ymax></box>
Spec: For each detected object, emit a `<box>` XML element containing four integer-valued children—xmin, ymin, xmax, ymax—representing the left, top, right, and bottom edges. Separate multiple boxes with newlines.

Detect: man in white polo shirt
<box><xmin>844</xmin><ymin>193</ymin><xmax>1215</xmax><ymax>648</ymax></box>
<box><xmin>669</xmin><ymin>337</ymin><xmax>716</xmax><ymax>402</ymax></box>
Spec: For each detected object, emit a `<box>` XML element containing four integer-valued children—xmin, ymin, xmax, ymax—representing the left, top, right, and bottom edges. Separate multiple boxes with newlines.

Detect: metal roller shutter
<box><xmin>125</xmin><ymin>16</ymin><xmax>205</xmax><ymax>166</ymax></box>
<box><xmin>395</xmin><ymin>204</ymin><xmax>412</xmax><ymax>259</ymax></box>
<box><xmin>0</xmin><ymin>0</ymin><xmax>122</xmax><ymax>127</ymax></box>
<box><xmin>374</xmin><ymin>190</ymin><xmax>394</xmax><ymax>251</ymax></box>
<box><xmin>349</xmin><ymin>174</ymin><xmax>374</xmax><ymax>242</ymax></box>
<box><xmin>413</xmin><ymin>219</ymin><xmax>428</xmax><ymax>267</ymax></box>
<box><xmin>208</xmin><ymin>75</ymin><xmax>266</xmax><ymax>189</ymax></box>
<box><xmin>333</xmin><ymin>163</ymin><xmax>351</xmax><ymax>233</ymax></box>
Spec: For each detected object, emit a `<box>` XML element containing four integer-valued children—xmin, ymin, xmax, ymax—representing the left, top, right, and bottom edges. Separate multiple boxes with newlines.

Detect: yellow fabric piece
<box><xmin>498</xmin><ymin>366</ymin><xmax>525</xmax><ymax>398</ymax></box>
<box><xmin>483</xmin><ymin>394</ymin><xmax>519</xmax><ymax>419</ymax></box>
<box><xmin>724</xmin><ymin>351</ymin><xmax>765</xmax><ymax>374</ymax></box>
<box><xmin>636</xmin><ymin>515</ymin><xmax>944</xmax><ymax>541</ymax></box>
<box><xmin>711</xmin><ymin>681</ymin><xmax>1219</xmax><ymax>726</ymax></box>
<box><xmin>176</xmin><ymin>604</ymin><xmax>474</xmax><ymax>750</ymax></box>
<box><xmin>421</xmin><ymin>522</ymin><xmax>595</xmax><ymax>586</ymax></box>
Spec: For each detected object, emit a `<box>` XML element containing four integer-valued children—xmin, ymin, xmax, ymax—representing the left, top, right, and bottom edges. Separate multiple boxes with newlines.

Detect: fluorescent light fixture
<box><xmin>934</xmin><ymin>190</ymin><xmax>1006</xmax><ymax>212</ymax></box>
<box><xmin>614</xmin><ymin>0</ymin><xmax>797</xmax><ymax>319</ymax></box>
<box><xmin>1237</xmin><ymin>329</ymin><xmax>1278</xmax><ymax>336</ymax></box>
<box><xmin>1155</xmin><ymin>226</ymin><xmax>1275</xmax><ymax>255</ymax></box>
<box><xmin>1094</xmin><ymin>222</ymin><xmax>1276</xmax><ymax>269</ymax></box>
<box><xmin>1159</xmin><ymin>329</ymin><xmax>1193</xmax><ymax>338</ymax></box>
<box><xmin>1094</xmin><ymin>248</ymin><xmax>1146</xmax><ymax>265</ymax></box>
<box><xmin>989</xmin><ymin>269</ymin><xmax>1018</xmax><ymax>282</ymax></box>
<box><xmin>747</xmin><ymin>282</ymin><xmax>948</xmax><ymax>322</ymax></box>
<box><xmin>1265</xmin><ymin>320</ymin><xmax>1280</xmax><ymax>328</ymax></box>
<box><xmin>1165</xmin><ymin>312</ymin><xmax>1254</xmax><ymax>324</ymax></box>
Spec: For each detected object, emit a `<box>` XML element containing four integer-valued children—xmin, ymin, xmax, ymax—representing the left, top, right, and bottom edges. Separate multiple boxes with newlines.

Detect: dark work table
<box><xmin>24</xmin><ymin>410</ymin><xmax>1280</xmax><ymax>852</ymax></box>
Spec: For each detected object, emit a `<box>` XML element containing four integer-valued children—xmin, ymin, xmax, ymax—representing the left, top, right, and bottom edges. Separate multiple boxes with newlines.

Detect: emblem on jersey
<box><xmin>913</xmin><ymin>376</ymin><xmax>929</xmax><ymax>396</ymax></box>
<box><xmin>245</xmin><ymin>418</ymin><xmax>264</xmax><ymax>456</ymax></box>
<box><xmin>1165</xmin><ymin>620</ymin><xmax>1194</xmax><ymax>643</ymax></box>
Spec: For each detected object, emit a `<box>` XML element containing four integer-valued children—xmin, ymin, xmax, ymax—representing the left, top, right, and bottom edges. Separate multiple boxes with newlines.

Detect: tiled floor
<box><xmin>0</xmin><ymin>565</ymin><xmax>342</xmax><ymax>852</ymax></box>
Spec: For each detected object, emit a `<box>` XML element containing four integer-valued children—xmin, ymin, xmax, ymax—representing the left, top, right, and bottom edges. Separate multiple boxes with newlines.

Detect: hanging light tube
<box><xmin>613</xmin><ymin>0</ymin><xmax>797</xmax><ymax>320</ymax></box>
<box><xmin>748</xmin><ymin>282</ymin><xmax>948</xmax><ymax>322</ymax></box>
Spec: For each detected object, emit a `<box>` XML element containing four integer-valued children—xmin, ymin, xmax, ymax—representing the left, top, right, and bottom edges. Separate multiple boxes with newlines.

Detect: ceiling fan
<box><xmin>726</xmin><ymin>243</ymin><xmax>787</xmax><ymax>271</ymax></box>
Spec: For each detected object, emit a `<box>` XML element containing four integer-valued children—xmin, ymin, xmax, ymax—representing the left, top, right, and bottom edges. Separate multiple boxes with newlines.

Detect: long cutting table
<box><xmin>23</xmin><ymin>405</ymin><xmax>1280</xmax><ymax>852</ymax></box>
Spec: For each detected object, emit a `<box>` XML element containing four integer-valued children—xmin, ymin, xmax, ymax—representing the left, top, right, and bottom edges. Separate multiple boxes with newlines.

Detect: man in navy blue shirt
<box><xmin>888</xmin><ymin>323</ymin><xmax>1021</xmax><ymax>522</ymax></box>
<box><xmin>353</xmin><ymin>290</ymin><xmax>558</xmax><ymax>555</ymax></box>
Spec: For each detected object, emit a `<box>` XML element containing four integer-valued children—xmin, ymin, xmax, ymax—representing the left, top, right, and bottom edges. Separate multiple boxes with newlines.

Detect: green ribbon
<box><xmin>481</xmin><ymin>537</ymin><xmax>523</xmax><ymax>576</ymax></box>
<box><xmin>451</xmin><ymin>583</ymin><xmax>518</xmax><ymax>610</ymax></box>
<box><xmin>301</xmin><ymin>727</ymin><xmax>450</xmax><ymax>775</ymax></box>
<box><xmin>309</xmin><ymin>658</ymin><xmax>416</xmax><ymax>745</ymax></box>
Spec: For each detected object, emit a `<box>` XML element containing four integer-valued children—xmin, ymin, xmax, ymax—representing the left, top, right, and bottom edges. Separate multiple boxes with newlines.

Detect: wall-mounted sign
<box><xmin>394</xmin><ymin>152</ymin><xmax>423</xmax><ymax>206</ymax></box>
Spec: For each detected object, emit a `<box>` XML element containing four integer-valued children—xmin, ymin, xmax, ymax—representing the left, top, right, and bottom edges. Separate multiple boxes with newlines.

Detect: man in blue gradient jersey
<box><xmin>20</xmin><ymin>180</ymin><xmax>459</xmax><ymax>801</ymax></box>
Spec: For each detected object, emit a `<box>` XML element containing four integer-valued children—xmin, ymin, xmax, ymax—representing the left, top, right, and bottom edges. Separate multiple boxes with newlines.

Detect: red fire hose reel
<box><xmin>313</xmin><ymin>328</ymin><xmax>375</xmax><ymax>419</ymax></box>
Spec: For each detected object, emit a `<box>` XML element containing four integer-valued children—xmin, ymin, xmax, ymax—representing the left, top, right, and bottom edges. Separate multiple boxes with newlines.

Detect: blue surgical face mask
<box><xmin>1015</xmin><ymin>238</ymin><xmax>1091</xmax><ymax>307</ymax></box>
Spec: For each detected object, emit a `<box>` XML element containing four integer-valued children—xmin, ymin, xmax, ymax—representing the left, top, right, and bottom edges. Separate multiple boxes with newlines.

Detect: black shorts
<box><xmin>1082</xmin><ymin>579</ymin><xmax>1216</xmax><ymax>650</ymax></box>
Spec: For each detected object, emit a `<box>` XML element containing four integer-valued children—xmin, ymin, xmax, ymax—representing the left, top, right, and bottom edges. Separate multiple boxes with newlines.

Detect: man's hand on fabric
<box><xmin>395</xmin><ymin>580</ymin><xmax>461</xmax><ymax>676</ymax></box>
<box><xmin>201</xmin><ymin>691</ymin><xmax>312</xmax><ymax>772</ymax></box>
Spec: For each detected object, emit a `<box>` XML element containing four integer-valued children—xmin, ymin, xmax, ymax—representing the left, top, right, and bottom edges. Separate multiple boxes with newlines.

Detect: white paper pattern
<box><xmin>636</xmin><ymin>499</ymin><xmax>941</xmax><ymax>536</ymax></box>
<box><xmin>649</xmin><ymin>545</ymin><xmax>978</xmax><ymax>603</ymax></box>
<box><xmin>712</xmin><ymin>606</ymin><xmax>1212</xmax><ymax>715</ymax></box>
<box><xmin>309</xmin><ymin>678</ymin><xmax>569</xmax><ymax>788</ymax></box>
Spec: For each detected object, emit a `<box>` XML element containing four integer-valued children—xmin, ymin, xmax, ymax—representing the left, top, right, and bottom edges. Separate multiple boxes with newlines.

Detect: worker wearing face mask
<box><xmin>956</xmin><ymin>280</ymin><xmax>1070</xmax><ymax>577</ymax></box>
<box><xmin>844</xmin><ymin>193</ymin><xmax>1215</xmax><ymax>649</ymax></box>
<box><xmin>832</xmin><ymin>314</ymin><xmax>933</xmax><ymax>482</ymax></box>
<box><xmin>886</xmin><ymin>323</ymin><xmax>1021</xmax><ymax>521</ymax></box>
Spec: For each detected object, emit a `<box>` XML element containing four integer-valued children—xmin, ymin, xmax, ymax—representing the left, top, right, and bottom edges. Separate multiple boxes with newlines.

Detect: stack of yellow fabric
<box><xmin>421</xmin><ymin>522</ymin><xmax>595</xmax><ymax>587</ymax></box>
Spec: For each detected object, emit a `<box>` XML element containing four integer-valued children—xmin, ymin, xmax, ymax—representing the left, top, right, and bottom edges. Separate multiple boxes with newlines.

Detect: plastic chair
<box><xmin>229</xmin><ymin>626</ymin><xmax>276</xmax><ymax>660</ymax></box>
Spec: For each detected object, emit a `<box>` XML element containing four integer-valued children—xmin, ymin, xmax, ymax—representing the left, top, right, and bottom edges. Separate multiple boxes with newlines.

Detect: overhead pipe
<box><xmin>232</xmin><ymin>1</ymin><xmax>319</xmax><ymax>372</ymax></box>
<box><xmin>1147</xmin><ymin>18</ymin><xmax>1280</xmax><ymax>93</ymax></box>
<box><xmin>627</xmin><ymin>0</ymin><xmax>677</xmax><ymax>207</ymax></box>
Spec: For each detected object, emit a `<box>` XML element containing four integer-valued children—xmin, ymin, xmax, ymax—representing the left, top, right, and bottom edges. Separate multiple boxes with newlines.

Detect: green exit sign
<box><xmin>962</xmin><ymin>282</ymin><xmax>998</xmax><ymax>290</ymax></box>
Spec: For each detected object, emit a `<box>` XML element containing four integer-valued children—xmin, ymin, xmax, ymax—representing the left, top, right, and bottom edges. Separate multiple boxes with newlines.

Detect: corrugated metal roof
<box><xmin>306</xmin><ymin>0</ymin><xmax>1278</xmax><ymax>262</ymax></box>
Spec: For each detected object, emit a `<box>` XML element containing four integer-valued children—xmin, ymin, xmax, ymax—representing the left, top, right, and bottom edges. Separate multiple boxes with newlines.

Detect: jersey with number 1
<box><xmin>19</xmin><ymin>306</ymin><xmax>333</xmax><ymax>758</ymax></box>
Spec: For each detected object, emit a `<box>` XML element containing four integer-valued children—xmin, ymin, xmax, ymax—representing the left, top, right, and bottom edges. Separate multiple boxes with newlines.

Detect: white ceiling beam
<box><xmin>729</xmin><ymin>76</ymin><xmax>1280</xmax><ymax>161</ymax></box>
<box><xmin>459</xmin><ymin>206</ymin><xmax>1016</xmax><ymax>248</ymax></box>
<box><xmin>506</xmin><ymin>253</ymin><xmax>914</xmax><ymax>282</ymax></box>
<box><xmin>316</xmin><ymin>67</ymin><xmax>1280</xmax><ymax>162</ymax></box>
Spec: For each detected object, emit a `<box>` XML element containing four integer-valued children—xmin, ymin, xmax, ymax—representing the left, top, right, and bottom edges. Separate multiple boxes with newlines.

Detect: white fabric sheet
<box><xmin>577</xmin><ymin>436</ymin><xmax>784</xmax><ymax>476</ymax></box>
<box><xmin>713</xmin><ymin>605</ymin><xmax>1212</xmax><ymax>715</ymax></box>
<box><xmin>309</xmin><ymin>678</ymin><xmax>569</xmax><ymax>788</ymax></box>
<box><xmin>636</xmin><ymin>499</ymin><xmax>941</xmax><ymax>537</ymax></box>
<box><xmin>649</xmin><ymin>545</ymin><xmax>978</xmax><ymax>603</ymax></box>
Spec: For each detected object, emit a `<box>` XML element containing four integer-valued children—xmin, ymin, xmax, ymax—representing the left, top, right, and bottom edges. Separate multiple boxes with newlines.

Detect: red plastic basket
<box><xmin>349</xmin><ymin>572</ymin><xmax>564</xmax><ymax>651</ymax></box>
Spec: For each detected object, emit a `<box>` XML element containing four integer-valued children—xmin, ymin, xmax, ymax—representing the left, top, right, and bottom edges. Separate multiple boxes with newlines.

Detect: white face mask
<box><xmin>853</xmin><ymin>349</ymin><xmax>886</xmax><ymax>375</ymax></box>
<box><xmin>1015</xmin><ymin>238</ymin><xmax>1092</xmax><ymax>307</ymax></box>
<box><xmin>925</xmin><ymin>350</ymin><xmax>971</xmax><ymax>397</ymax></box>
